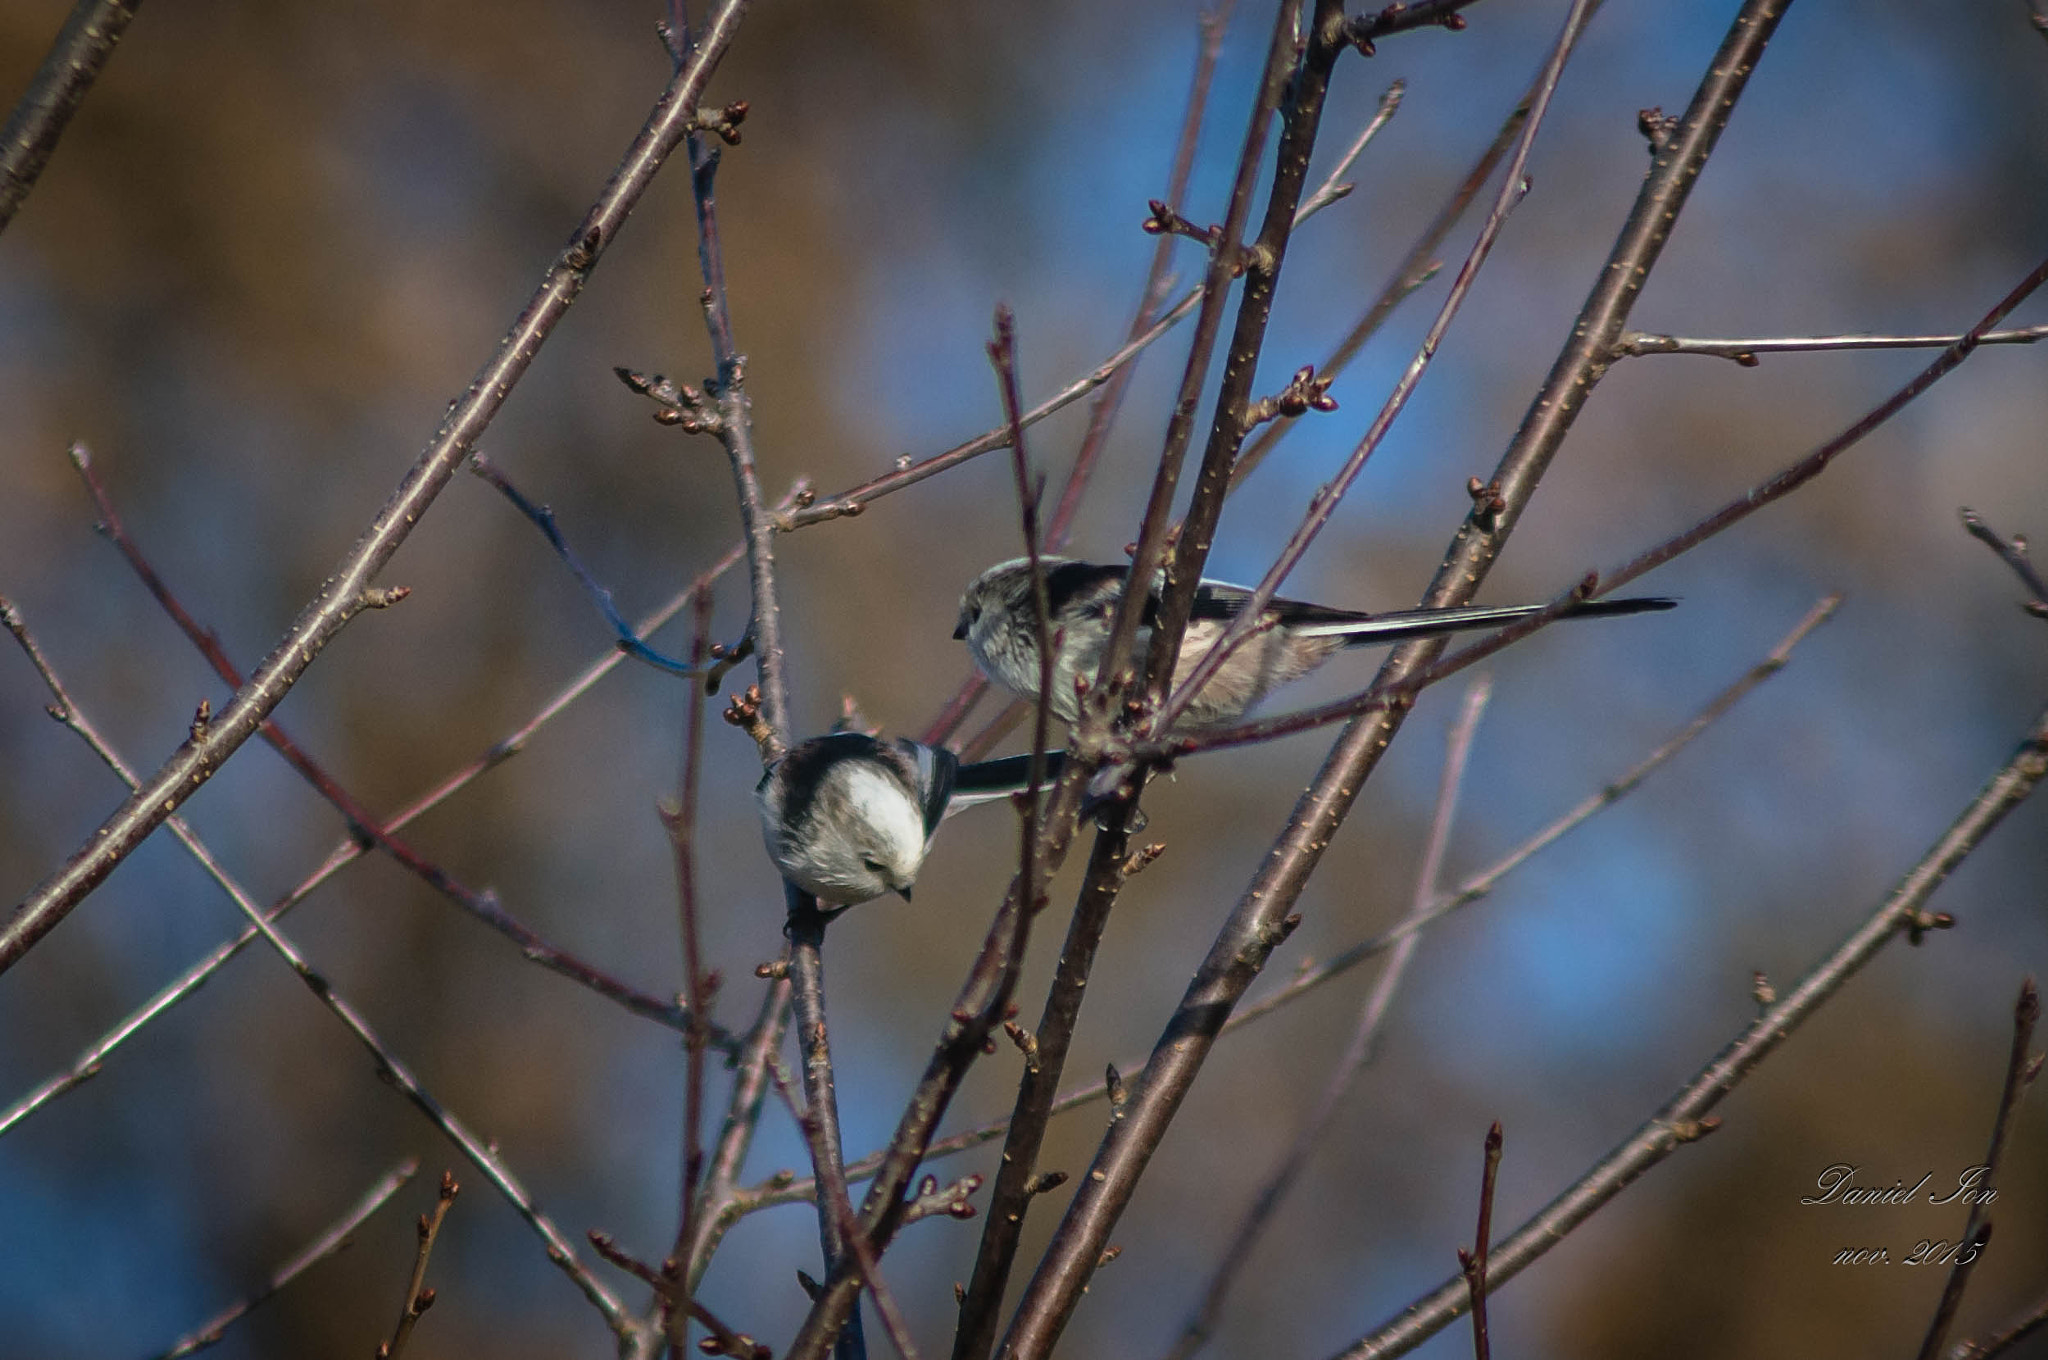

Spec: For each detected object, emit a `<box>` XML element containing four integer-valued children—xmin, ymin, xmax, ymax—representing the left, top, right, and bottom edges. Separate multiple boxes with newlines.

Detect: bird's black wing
<box><xmin>1183</xmin><ymin>577</ymin><xmax>1375</xmax><ymax>627</ymax></box>
<box><xmin>896</xmin><ymin>739</ymin><xmax>959</xmax><ymax>840</ymax></box>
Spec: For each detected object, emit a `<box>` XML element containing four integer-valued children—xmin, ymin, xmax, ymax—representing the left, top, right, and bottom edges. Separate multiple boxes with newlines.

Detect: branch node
<box><xmin>1750</xmin><ymin>969</ymin><xmax>1776</xmax><ymax>1008</ymax></box>
<box><xmin>1119</xmin><ymin>841</ymin><xmax>1168</xmax><ymax>880</ymax></box>
<box><xmin>1026</xmin><ymin>1170</ymin><xmax>1069</xmax><ymax>1196</ymax></box>
<box><xmin>722</xmin><ymin>686</ymin><xmax>781</xmax><ymax>760</ymax></box>
<box><xmin>358</xmin><ymin>585</ymin><xmax>412</xmax><ymax>610</ymax></box>
<box><xmin>615</xmin><ymin>365</ymin><xmax>727</xmax><ymax>434</ymax></box>
<box><xmin>1907</xmin><ymin>909</ymin><xmax>1957</xmax><ymax>945</ymax></box>
<box><xmin>1243</xmin><ymin>364</ymin><xmax>1339</xmax><ymax>431</ymax></box>
<box><xmin>1004</xmin><ymin>1020</ymin><xmax>1042</xmax><ymax>1072</ymax></box>
<box><xmin>189</xmin><ymin>698</ymin><xmax>211</xmax><ymax>743</ymax></box>
<box><xmin>692</xmin><ymin>99</ymin><xmax>749</xmax><ymax>145</ymax></box>
<box><xmin>1636</xmin><ymin>105</ymin><xmax>1680</xmax><ymax>155</ymax></box>
<box><xmin>1141</xmin><ymin>197</ymin><xmax>1223</xmax><ymax>248</ymax></box>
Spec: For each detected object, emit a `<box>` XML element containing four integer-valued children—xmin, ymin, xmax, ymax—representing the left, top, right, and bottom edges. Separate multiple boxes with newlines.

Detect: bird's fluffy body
<box><xmin>955</xmin><ymin>556</ymin><xmax>1675</xmax><ymax>731</ymax></box>
<box><xmin>757</xmin><ymin>732</ymin><xmax>954</xmax><ymax>905</ymax></box>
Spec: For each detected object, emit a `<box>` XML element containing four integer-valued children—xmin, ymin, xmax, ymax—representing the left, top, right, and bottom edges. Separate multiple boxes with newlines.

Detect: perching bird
<box><xmin>756</xmin><ymin>731</ymin><xmax>1060</xmax><ymax>906</ymax></box>
<box><xmin>955</xmin><ymin>556</ymin><xmax>1675</xmax><ymax>732</ymax></box>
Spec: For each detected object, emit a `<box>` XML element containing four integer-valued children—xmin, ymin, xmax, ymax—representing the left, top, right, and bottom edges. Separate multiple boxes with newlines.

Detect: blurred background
<box><xmin>1</xmin><ymin>0</ymin><xmax>2045</xmax><ymax>1356</ymax></box>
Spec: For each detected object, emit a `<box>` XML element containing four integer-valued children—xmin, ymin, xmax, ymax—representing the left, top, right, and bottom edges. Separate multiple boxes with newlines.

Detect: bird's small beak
<box><xmin>895</xmin><ymin>885</ymin><xmax>914</xmax><ymax>903</ymax></box>
<box><xmin>951</xmin><ymin>612</ymin><xmax>969</xmax><ymax>641</ymax></box>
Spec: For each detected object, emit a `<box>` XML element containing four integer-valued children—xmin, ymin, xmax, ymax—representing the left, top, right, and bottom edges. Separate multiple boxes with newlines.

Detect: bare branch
<box><xmin>0</xmin><ymin>564</ymin><xmax>731</xmax><ymax>1142</ymax></box>
<box><xmin>1949</xmin><ymin>1287</ymin><xmax>2048</xmax><ymax>1360</ymax></box>
<box><xmin>378</xmin><ymin>1171</ymin><xmax>459</xmax><ymax>1360</ymax></box>
<box><xmin>67</xmin><ymin>443</ymin><xmax>713</xmax><ymax>1038</ymax></box>
<box><xmin>150</xmin><ymin>1159</ymin><xmax>419</xmax><ymax>1360</ymax></box>
<box><xmin>1598</xmin><ymin>257</ymin><xmax>2048</xmax><ymax>596</ymax></box>
<box><xmin>1615</xmin><ymin>324</ymin><xmax>2048</xmax><ymax>364</ymax></box>
<box><xmin>1230</xmin><ymin>30</ymin><xmax>1566</xmax><ymax>492</ymax></box>
<box><xmin>1455</xmin><ymin>1124</ymin><xmax>1504</xmax><ymax>1360</ymax></box>
<box><xmin>1332</xmin><ymin>703</ymin><xmax>2048</xmax><ymax>1360</ymax></box>
<box><xmin>0</xmin><ymin>599</ymin><xmax>642</xmax><ymax>1343</ymax></box>
<box><xmin>1914</xmin><ymin>978</ymin><xmax>2042</xmax><ymax>1360</ymax></box>
<box><xmin>1962</xmin><ymin>509</ymin><xmax>2048</xmax><ymax>619</ymax></box>
<box><xmin>0</xmin><ymin>0</ymin><xmax>754</xmax><ymax>975</ymax></box>
<box><xmin>728</xmin><ymin>594</ymin><xmax>1835</xmax><ymax>1219</ymax></box>
<box><xmin>1156</xmin><ymin>0</ymin><xmax>1587</xmax><ymax>733</ymax></box>
<box><xmin>0</xmin><ymin>0</ymin><xmax>143</xmax><ymax>235</ymax></box>
<box><xmin>786</xmin><ymin>896</ymin><xmax>869</xmax><ymax>1360</ymax></box>
<box><xmin>1164</xmin><ymin>680</ymin><xmax>1490</xmax><ymax>1360</ymax></box>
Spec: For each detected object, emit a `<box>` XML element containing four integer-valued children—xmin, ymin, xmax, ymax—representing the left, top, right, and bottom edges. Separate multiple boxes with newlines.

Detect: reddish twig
<box><xmin>1455</xmin><ymin>1125</ymin><xmax>1503</xmax><ymax>1360</ymax></box>
<box><xmin>66</xmin><ymin>443</ymin><xmax>709</xmax><ymax>1037</ymax></box>
<box><xmin>150</xmin><ymin>1159</ymin><xmax>419</xmax><ymax>1360</ymax></box>
<box><xmin>378</xmin><ymin>1171</ymin><xmax>459</xmax><ymax>1360</ymax></box>
<box><xmin>0</xmin><ymin>0</ymin><xmax>754</xmax><ymax>977</ymax></box>
<box><xmin>0</xmin><ymin>599</ymin><xmax>640</xmax><ymax>1342</ymax></box>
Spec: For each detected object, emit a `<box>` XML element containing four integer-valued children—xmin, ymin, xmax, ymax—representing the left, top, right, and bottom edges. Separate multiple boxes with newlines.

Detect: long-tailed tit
<box><xmin>955</xmin><ymin>557</ymin><xmax>1675</xmax><ymax>731</ymax></box>
<box><xmin>756</xmin><ymin>732</ymin><xmax>1061</xmax><ymax>906</ymax></box>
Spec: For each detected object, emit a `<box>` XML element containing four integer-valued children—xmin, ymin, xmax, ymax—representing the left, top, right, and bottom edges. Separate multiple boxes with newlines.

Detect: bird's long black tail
<box><xmin>1302</xmin><ymin>595</ymin><xmax>1677</xmax><ymax>646</ymax></box>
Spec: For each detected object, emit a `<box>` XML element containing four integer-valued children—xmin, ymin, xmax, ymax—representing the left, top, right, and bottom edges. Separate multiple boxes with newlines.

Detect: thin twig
<box><xmin>923</xmin><ymin>0</ymin><xmax>1233</xmax><ymax>754</ymax></box>
<box><xmin>788</xmin><ymin>896</ymin><xmax>868</xmax><ymax>1360</ymax></box>
<box><xmin>678</xmin><ymin>970</ymin><xmax>793</xmax><ymax>1295</ymax></box>
<box><xmin>1230</xmin><ymin>27</ymin><xmax>1564</xmax><ymax>492</ymax></box>
<box><xmin>1331</xmin><ymin>703</ymin><xmax>2048</xmax><ymax>1360</ymax></box>
<box><xmin>1615</xmin><ymin>324</ymin><xmax>2048</xmax><ymax>363</ymax></box>
<box><xmin>996</xmin><ymin>7</ymin><xmax>1598</xmax><ymax>1351</ymax></box>
<box><xmin>589</xmin><ymin>1229</ymin><xmax>767</xmax><ymax>1359</ymax></box>
<box><xmin>1163</xmin><ymin>680</ymin><xmax>1489</xmax><ymax>1360</ymax></box>
<box><xmin>658</xmin><ymin>585</ymin><xmax>720</xmax><ymax>1352</ymax></box>
<box><xmin>1156</xmin><ymin>0</ymin><xmax>1586</xmax><ymax>733</ymax></box>
<box><xmin>729</xmin><ymin>594</ymin><xmax>1835</xmax><ymax>1217</ymax></box>
<box><xmin>1456</xmin><ymin>1124</ymin><xmax>1503</xmax><ymax>1360</ymax></box>
<box><xmin>469</xmin><ymin>453</ymin><xmax>700</xmax><ymax>673</ymax></box>
<box><xmin>1962</xmin><ymin>509</ymin><xmax>2048</xmax><ymax>619</ymax></box>
<box><xmin>990</xmin><ymin>308</ymin><xmax>1055</xmax><ymax>921</ymax></box>
<box><xmin>67</xmin><ymin>443</ymin><xmax>709</xmax><ymax>1038</ymax></box>
<box><xmin>0</xmin><ymin>0</ymin><xmax>754</xmax><ymax>976</ymax></box>
<box><xmin>1914</xmin><ymin>978</ymin><xmax>2042</xmax><ymax>1360</ymax></box>
<box><xmin>1598</xmin><ymin>257</ymin><xmax>2048</xmax><ymax>598</ymax></box>
<box><xmin>767</xmin><ymin>1057</ymin><xmax>922</xmax><ymax>1360</ymax></box>
<box><xmin>689</xmin><ymin>97</ymin><xmax>789</xmax><ymax>751</ymax></box>
<box><xmin>150</xmin><ymin>1159</ymin><xmax>419</xmax><ymax>1360</ymax></box>
<box><xmin>1293</xmin><ymin>81</ymin><xmax>1403</xmax><ymax>219</ymax></box>
<box><xmin>0</xmin><ymin>0</ymin><xmax>143</xmax><ymax>234</ymax></box>
<box><xmin>1188</xmin><ymin>243</ymin><xmax>2045</xmax><ymax>757</ymax></box>
<box><xmin>1045</xmin><ymin>0</ymin><xmax>1233</xmax><ymax>552</ymax></box>
<box><xmin>1949</xmin><ymin>1288</ymin><xmax>2048</xmax><ymax>1360</ymax></box>
<box><xmin>0</xmin><ymin>565</ymin><xmax>733</xmax><ymax>1143</ymax></box>
<box><xmin>1085</xmin><ymin>0</ymin><xmax>1307</xmax><ymax>751</ymax></box>
<box><xmin>378</xmin><ymin>1171</ymin><xmax>459</xmax><ymax>1360</ymax></box>
<box><xmin>0</xmin><ymin>600</ymin><xmax>641</xmax><ymax>1344</ymax></box>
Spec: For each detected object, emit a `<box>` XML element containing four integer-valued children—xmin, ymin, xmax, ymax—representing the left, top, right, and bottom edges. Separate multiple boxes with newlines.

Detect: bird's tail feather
<box><xmin>1299</xmin><ymin>595</ymin><xmax>1677</xmax><ymax>644</ymax></box>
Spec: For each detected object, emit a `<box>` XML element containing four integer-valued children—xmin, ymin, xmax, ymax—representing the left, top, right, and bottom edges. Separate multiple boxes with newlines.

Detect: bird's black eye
<box><xmin>862</xmin><ymin>856</ymin><xmax>887</xmax><ymax>875</ymax></box>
